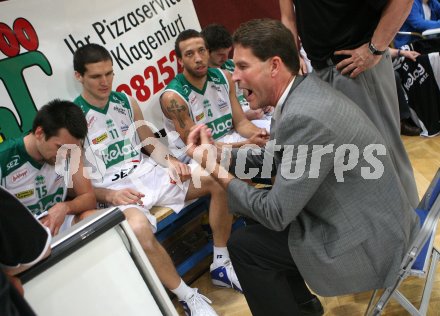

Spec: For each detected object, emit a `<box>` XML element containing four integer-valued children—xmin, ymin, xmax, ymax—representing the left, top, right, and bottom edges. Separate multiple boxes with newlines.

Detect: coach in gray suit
<box><xmin>185</xmin><ymin>19</ymin><xmax>419</xmax><ymax>316</ymax></box>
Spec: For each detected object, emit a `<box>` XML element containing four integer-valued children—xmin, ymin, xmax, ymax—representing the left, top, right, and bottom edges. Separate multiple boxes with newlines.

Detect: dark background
<box><xmin>193</xmin><ymin>0</ymin><xmax>281</xmax><ymax>33</ymax></box>
<box><xmin>0</xmin><ymin>0</ymin><xmax>281</xmax><ymax>33</ymax></box>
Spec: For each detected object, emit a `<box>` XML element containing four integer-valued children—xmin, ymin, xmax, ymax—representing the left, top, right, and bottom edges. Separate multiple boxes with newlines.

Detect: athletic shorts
<box><xmin>251</xmin><ymin>118</ymin><xmax>271</xmax><ymax>132</ymax></box>
<box><xmin>98</xmin><ymin>161</ymin><xmax>193</xmax><ymax>232</ymax></box>
<box><xmin>218</xmin><ymin>130</ymin><xmax>247</xmax><ymax>144</ymax></box>
<box><xmin>59</xmin><ymin>214</ymin><xmax>74</xmax><ymax>234</ymax></box>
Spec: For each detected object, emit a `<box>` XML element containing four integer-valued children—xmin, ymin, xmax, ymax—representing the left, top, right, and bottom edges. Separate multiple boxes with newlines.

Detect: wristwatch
<box><xmin>368</xmin><ymin>41</ymin><xmax>387</xmax><ymax>55</ymax></box>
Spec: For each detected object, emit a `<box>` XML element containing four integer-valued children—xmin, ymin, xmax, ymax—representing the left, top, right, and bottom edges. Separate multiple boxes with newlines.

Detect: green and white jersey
<box><xmin>221</xmin><ymin>59</ymin><xmax>235</xmax><ymax>73</ymax></box>
<box><xmin>75</xmin><ymin>91</ymin><xmax>155</xmax><ymax>188</ymax></box>
<box><xmin>221</xmin><ymin>59</ymin><xmax>250</xmax><ymax>110</ymax></box>
<box><xmin>0</xmin><ymin>137</ymin><xmax>66</xmax><ymax>219</ymax></box>
<box><xmin>163</xmin><ymin>68</ymin><xmax>233</xmax><ymax>158</ymax></box>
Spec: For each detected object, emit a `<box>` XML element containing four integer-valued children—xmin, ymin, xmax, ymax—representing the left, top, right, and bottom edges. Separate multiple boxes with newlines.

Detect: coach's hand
<box><xmin>335</xmin><ymin>43</ymin><xmax>382</xmax><ymax>78</ymax></box>
<box><xmin>186</xmin><ymin>124</ymin><xmax>218</xmax><ymax>170</ymax></box>
<box><xmin>248</xmin><ymin>128</ymin><xmax>270</xmax><ymax>147</ymax></box>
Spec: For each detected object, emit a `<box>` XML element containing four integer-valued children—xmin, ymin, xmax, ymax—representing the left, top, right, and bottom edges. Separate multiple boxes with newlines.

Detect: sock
<box><xmin>213</xmin><ymin>246</ymin><xmax>229</xmax><ymax>264</ymax></box>
<box><xmin>171</xmin><ymin>279</ymin><xmax>193</xmax><ymax>301</ymax></box>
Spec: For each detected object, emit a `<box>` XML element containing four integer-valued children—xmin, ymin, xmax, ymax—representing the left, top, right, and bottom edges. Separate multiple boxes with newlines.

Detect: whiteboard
<box><xmin>23</xmin><ymin>227</ymin><xmax>168</xmax><ymax>316</ymax></box>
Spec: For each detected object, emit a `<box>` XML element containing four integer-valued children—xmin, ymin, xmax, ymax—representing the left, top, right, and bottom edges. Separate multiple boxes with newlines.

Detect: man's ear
<box><xmin>270</xmin><ymin>56</ymin><xmax>282</xmax><ymax>77</ymax></box>
<box><xmin>34</xmin><ymin>126</ymin><xmax>45</xmax><ymax>140</ymax></box>
<box><xmin>177</xmin><ymin>57</ymin><xmax>184</xmax><ymax>68</ymax></box>
<box><xmin>74</xmin><ymin>71</ymin><xmax>83</xmax><ymax>83</ymax></box>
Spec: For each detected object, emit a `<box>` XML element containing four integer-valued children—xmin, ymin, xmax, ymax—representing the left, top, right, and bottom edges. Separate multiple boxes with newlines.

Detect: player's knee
<box><xmin>128</xmin><ymin>219</ymin><xmax>160</xmax><ymax>253</ymax></box>
<box><xmin>128</xmin><ymin>217</ymin><xmax>150</xmax><ymax>236</ymax></box>
<box><xmin>124</xmin><ymin>208</ymin><xmax>163</xmax><ymax>254</ymax></box>
<box><xmin>125</xmin><ymin>208</ymin><xmax>154</xmax><ymax>240</ymax></box>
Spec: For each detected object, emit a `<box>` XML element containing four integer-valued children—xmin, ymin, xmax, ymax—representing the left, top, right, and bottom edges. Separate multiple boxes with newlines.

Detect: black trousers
<box><xmin>228</xmin><ymin>224</ymin><xmax>315</xmax><ymax>316</ymax></box>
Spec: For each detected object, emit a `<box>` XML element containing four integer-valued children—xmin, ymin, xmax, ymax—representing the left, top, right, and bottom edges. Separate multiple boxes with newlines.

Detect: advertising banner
<box><xmin>0</xmin><ymin>0</ymin><xmax>200</xmax><ymax>142</ymax></box>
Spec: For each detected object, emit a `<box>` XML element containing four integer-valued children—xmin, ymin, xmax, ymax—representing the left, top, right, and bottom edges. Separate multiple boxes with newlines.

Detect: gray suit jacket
<box><xmin>227</xmin><ymin>74</ymin><xmax>419</xmax><ymax>296</ymax></box>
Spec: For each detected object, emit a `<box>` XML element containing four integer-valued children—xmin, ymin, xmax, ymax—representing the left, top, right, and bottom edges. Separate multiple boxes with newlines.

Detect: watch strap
<box><xmin>368</xmin><ymin>42</ymin><xmax>386</xmax><ymax>55</ymax></box>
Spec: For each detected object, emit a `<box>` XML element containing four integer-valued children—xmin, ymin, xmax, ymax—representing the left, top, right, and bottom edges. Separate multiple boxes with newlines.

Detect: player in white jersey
<box><xmin>73</xmin><ymin>44</ymin><xmax>240</xmax><ymax>316</ymax></box>
<box><xmin>75</xmin><ymin>90</ymin><xmax>187</xmax><ymax>228</ymax></box>
<box><xmin>163</xmin><ymin>68</ymin><xmax>243</xmax><ymax>161</ymax></box>
<box><xmin>161</xmin><ymin>29</ymin><xmax>269</xmax><ymax>163</ymax></box>
<box><xmin>201</xmin><ymin>24</ymin><xmax>273</xmax><ymax>132</ymax></box>
<box><xmin>0</xmin><ymin>100</ymin><xmax>96</xmax><ymax>236</ymax></box>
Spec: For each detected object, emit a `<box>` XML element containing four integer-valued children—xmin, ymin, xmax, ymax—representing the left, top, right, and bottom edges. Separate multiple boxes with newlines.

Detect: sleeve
<box><xmin>431</xmin><ymin>0</ymin><xmax>440</xmax><ymax>21</ymax></box>
<box><xmin>227</xmin><ymin>113</ymin><xmax>336</xmax><ymax>231</ymax></box>
<box><xmin>0</xmin><ymin>188</ymin><xmax>51</xmax><ymax>269</ymax></box>
<box><xmin>406</xmin><ymin>1</ymin><xmax>440</xmax><ymax>31</ymax></box>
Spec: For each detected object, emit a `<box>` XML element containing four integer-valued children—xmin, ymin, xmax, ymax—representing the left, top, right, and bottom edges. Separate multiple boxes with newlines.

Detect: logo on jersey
<box><xmin>55</xmin><ymin>173</ymin><xmax>63</xmax><ymax>183</ymax></box>
<box><xmin>6</xmin><ymin>155</ymin><xmax>20</xmax><ymax>170</ymax></box>
<box><xmin>111</xmin><ymin>96</ymin><xmax>126</xmax><ymax>107</ymax></box>
<box><xmin>15</xmin><ymin>189</ymin><xmax>34</xmax><ymax>199</ymax></box>
<box><xmin>35</xmin><ymin>175</ymin><xmax>45</xmax><ymax>185</ymax></box>
<box><xmin>120</xmin><ymin>121</ymin><xmax>129</xmax><ymax>134</ymax></box>
<box><xmin>189</xmin><ymin>95</ymin><xmax>197</xmax><ymax>105</ymax></box>
<box><xmin>27</xmin><ymin>187</ymin><xmax>65</xmax><ymax>216</ymax></box>
<box><xmin>106</xmin><ymin>119</ymin><xmax>115</xmax><ymax>128</ymax></box>
<box><xmin>195</xmin><ymin>112</ymin><xmax>205</xmax><ymax>122</ymax></box>
<box><xmin>222</xmin><ymin>62</ymin><xmax>234</xmax><ymax>73</ymax></box>
<box><xmin>203</xmin><ymin>99</ymin><xmax>211</xmax><ymax>108</ymax></box>
<box><xmin>403</xmin><ymin>64</ymin><xmax>428</xmax><ymax>90</ymax></box>
<box><xmin>207</xmin><ymin>114</ymin><xmax>233</xmax><ymax>139</ymax></box>
<box><xmin>111</xmin><ymin>164</ymin><xmax>138</xmax><ymax>182</ymax></box>
<box><xmin>217</xmin><ymin>98</ymin><xmax>229</xmax><ymax>112</ymax></box>
<box><xmin>11</xmin><ymin>169</ymin><xmax>28</xmax><ymax>183</ymax></box>
<box><xmin>87</xmin><ymin>116</ymin><xmax>97</xmax><ymax>129</ymax></box>
<box><xmin>92</xmin><ymin>132</ymin><xmax>108</xmax><ymax>144</ymax></box>
<box><xmin>113</xmin><ymin>105</ymin><xmax>127</xmax><ymax>115</ymax></box>
<box><xmin>102</xmin><ymin>140</ymin><xmax>139</xmax><ymax>168</ymax></box>
<box><xmin>182</xmin><ymin>85</ymin><xmax>190</xmax><ymax>95</ymax></box>
<box><xmin>210</xmin><ymin>84</ymin><xmax>222</xmax><ymax>92</ymax></box>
